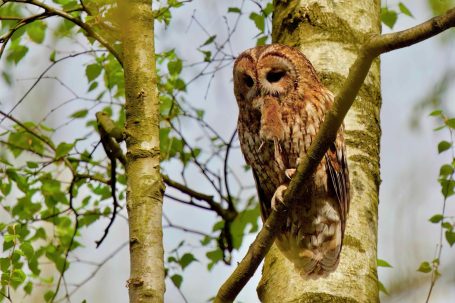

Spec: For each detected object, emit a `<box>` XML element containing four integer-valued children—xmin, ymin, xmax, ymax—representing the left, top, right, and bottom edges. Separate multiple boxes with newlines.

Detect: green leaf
<box><xmin>44</xmin><ymin>290</ymin><xmax>55</xmax><ymax>302</ymax></box>
<box><xmin>24</xmin><ymin>281</ymin><xmax>33</xmax><ymax>294</ymax></box>
<box><xmin>7</xmin><ymin>44</ymin><xmax>28</xmax><ymax>64</ymax></box>
<box><xmin>200</xmin><ymin>236</ymin><xmax>212</xmax><ymax>246</ymax></box>
<box><xmin>55</xmin><ymin>142</ymin><xmax>74</xmax><ymax>158</ymax></box>
<box><xmin>429</xmin><ymin>214</ymin><xmax>444</xmax><ymax>223</ymax></box>
<box><xmin>263</xmin><ymin>3</ymin><xmax>274</xmax><ymax>16</ymax></box>
<box><xmin>228</xmin><ymin>7</ymin><xmax>241</xmax><ymax>14</ymax></box>
<box><xmin>28</xmin><ymin>256</ymin><xmax>40</xmax><ymax>275</ymax></box>
<box><xmin>434</xmin><ymin>125</ymin><xmax>446</xmax><ymax>131</ymax></box>
<box><xmin>173</xmin><ymin>78</ymin><xmax>186</xmax><ymax>91</ymax></box>
<box><xmin>168</xmin><ymin>256</ymin><xmax>177</xmax><ymax>263</ymax></box>
<box><xmin>398</xmin><ymin>2</ymin><xmax>413</xmax><ymax>17</ymax></box>
<box><xmin>26</xmin><ymin>161</ymin><xmax>39</xmax><ymax>169</ymax></box>
<box><xmin>171</xmin><ymin>274</ymin><xmax>183</xmax><ymax>288</ymax></box>
<box><xmin>49</xmin><ymin>50</ymin><xmax>56</xmax><ymax>62</ymax></box>
<box><xmin>85</xmin><ymin>63</ymin><xmax>102</xmax><ymax>82</ymax></box>
<box><xmin>381</xmin><ymin>7</ymin><xmax>398</xmax><ymax>29</ymax></box>
<box><xmin>8</xmin><ymin>126</ymin><xmax>45</xmax><ymax>157</ymax></box>
<box><xmin>201</xmin><ymin>35</ymin><xmax>216</xmax><ymax>47</ymax></box>
<box><xmin>19</xmin><ymin>242</ymin><xmax>34</xmax><ymax>259</ymax></box>
<box><xmin>445</xmin><ymin>118</ymin><xmax>455</xmax><ymax>129</ymax></box>
<box><xmin>2</xmin><ymin>71</ymin><xmax>12</xmax><ymax>85</ymax></box>
<box><xmin>446</xmin><ymin>230</ymin><xmax>455</xmax><ymax>246</ymax></box>
<box><xmin>256</xmin><ymin>36</ymin><xmax>268</xmax><ymax>46</ymax></box>
<box><xmin>437</xmin><ymin>141</ymin><xmax>452</xmax><ymax>153</ymax></box>
<box><xmin>417</xmin><ymin>261</ymin><xmax>432</xmax><ymax>273</ymax></box>
<box><xmin>428</xmin><ymin>0</ymin><xmax>455</xmax><ymax>15</ymax></box>
<box><xmin>249</xmin><ymin>12</ymin><xmax>265</xmax><ymax>32</ymax></box>
<box><xmin>440</xmin><ymin>179</ymin><xmax>455</xmax><ymax>197</ymax></box>
<box><xmin>439</xmin><ymin>164</ymin><xmax>454</xmax><ymax>176</ymax></box>
<box><xmin>206</xmin><ymin>249</ymin><xmax>223</xmax><ymax>270</ymax></box>
<box><xmin>230</xmin><ymin>205</ymin><xmax>260</xmax><ymax>249</ymax></box>
<box><xmin>88</xmin><ymin>81</ymin><xmax>98</xmax><ymax>92</ymax></box>
<box><xmin>212</xmin><ymin>221</ymin><xmax>224</xmax><ymax>232</ymax></box>
<box><xmin>429</xmin><ymin>109</ymin><xmax>443</xmax><ymax>117</ymax></box>
<box><xmin>377</xmin><ymin>259</ymin><xmax>393</xmax><ymax>268</ymax></box>
<box><xmin>199</xmin><ymin>50</ymin><xmax>212</xmax><ymax>62</ymax></box>
<box><xmin>168</xmin><ymin>59</ymin><xmax>182</xmax><ymax>76</ymax></box>
<box><xmin>4</xmin><ymin>234</ymin><xmax>17</xmax><ymax>243</ymax></box>
<box><xmin>196</xmin><ymin>109</ymin><xmax>204</xmax><ymax>119</ymax></box>
<box><xmin>10</xmin><ymin>269</ymin><xmax>26</xmax><ymax>288</ymax></box>
<box><xmin>179</xmin><ymin>253</ymin><xmax>197</xmax><ymax>270</ymax></box>
<box><xmin>27</xmin><ymin>21</ymin><xmax>47</xmax><ymax>43</ymax></box>
<box><xmin>442</xmin><ymin>222</ymin><xmax>452</xmax><ymax>229</ymax></box>
<box><xmin>70</xmin><ymin>109</ymin><xmax>89</xmax><ymax>119</ymax></box>
<box><xmin>378</xmin><ymin>280</ymin><xmax>389</xmax><ymax>295</ymax></box>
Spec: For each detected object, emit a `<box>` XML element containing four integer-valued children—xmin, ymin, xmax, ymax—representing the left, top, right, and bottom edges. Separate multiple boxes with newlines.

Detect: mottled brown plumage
<box><xmin>233</xmin><ymin>44</ymin><xmax>350</xmax><ymax>278</ymax></box>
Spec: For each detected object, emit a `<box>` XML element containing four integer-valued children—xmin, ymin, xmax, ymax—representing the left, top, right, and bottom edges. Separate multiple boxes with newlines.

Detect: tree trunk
<box><xmin>120</xmin><ymin>1</ymin><xmax>165</xmax><ymax>302</ymax></box>
<box><xmin>257</xmin><ymin>1</ymin><xmax>381</xmax><ymax>302</ymax></box>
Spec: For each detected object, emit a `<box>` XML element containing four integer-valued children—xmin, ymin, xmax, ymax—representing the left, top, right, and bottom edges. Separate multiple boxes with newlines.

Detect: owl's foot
<box><xmin>258</xmin><ymin>141</ymin><xmax>265</xmax><ymax>152</ymax></box>
<box><xmin>285</xmin><ymin>168</ymin><xmax>296</xmax><ymax>180</ymax></box>
<box><xmin>285</xmin><ymin>158</ymin><xmax>301</xmax><ymax>179</ymax></box>
<box><xmin>271</xmin><ymin>185</ymin><xmax>288</xmax><ymax>211</ymax></box>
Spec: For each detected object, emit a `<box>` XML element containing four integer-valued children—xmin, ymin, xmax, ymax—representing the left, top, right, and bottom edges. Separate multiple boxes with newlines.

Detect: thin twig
<box><xmin>14</xmin><ymin>0</ymin><xmax>122</xmax><ymax>63</ymax></box>
<box><xmin>55</xmin><ymin>242</ymin><xmax>129</xmax><ymax>302</ymax></box>
<box><xmin>0</xmin><ymin>50</ymin><xmax>106</xmax><ymax>124</ymax></box>
<box><xmin>51</xmin><ymin>177</ymin><xmax>80</xmax><ymax>302</ymax></box>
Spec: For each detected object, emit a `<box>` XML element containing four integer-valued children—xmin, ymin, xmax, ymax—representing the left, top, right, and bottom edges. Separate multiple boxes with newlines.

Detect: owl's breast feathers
<box><xmin>239</xmin><ymin>88</ymin><xmax>350</xmax><ymax>279</ymax></box>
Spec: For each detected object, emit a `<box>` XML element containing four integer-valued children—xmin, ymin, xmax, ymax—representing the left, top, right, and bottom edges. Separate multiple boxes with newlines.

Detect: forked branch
<box><xmin>215</xmin><ymin>7</ymin><xmax>455</xmax><ymax>303</ymax></box>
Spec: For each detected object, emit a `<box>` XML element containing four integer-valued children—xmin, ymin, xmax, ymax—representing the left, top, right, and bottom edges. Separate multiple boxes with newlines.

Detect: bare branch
<box><xmin>162</xmin><ymin>174</ymin><xmax>236</xmax><ymax>220</ymax></box>
<box><xmin>163</xmin><ymin>213</ymin><xmax>212</xmax><ymax>237</ymax></box>
<box><xmin>215</xmin><ymin>7</ymin><xmax>455</xmax><ymax>303</ymax></box>
<box><xmin>0</xmin><ymin>110</ymin><xmax>55</xmax><ymax>150</ymax></box>
<box><xmin>96</xmin><ymin>111</ymin><xmax>127</xmax><ymax>166</ymax></box>
<box><xmin>96</xmin><ymin>111</ymin><xmax>237</xmax><ymax>220</ymax></box>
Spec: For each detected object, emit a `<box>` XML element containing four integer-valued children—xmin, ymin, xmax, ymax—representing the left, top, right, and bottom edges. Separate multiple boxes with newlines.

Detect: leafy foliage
<box><xmin>412</xmin><ymin>110</ymin><xmax>455</xmax><ymax>299</ymax></box>
<box><xmin>0</xmin><ymin>0</ymin><xmax>273</xmax><ymax>301</ymax></box>
<box><xmin>381</xmin><ymin>2</ymin><xmax>413</xmax><ymax>29</ymax></box>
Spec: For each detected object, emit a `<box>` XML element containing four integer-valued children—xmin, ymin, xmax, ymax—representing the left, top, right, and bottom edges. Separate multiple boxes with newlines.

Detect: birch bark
<box><xmin>120</xmin><ymin>1</ymin><xmax>165</xmax><ymax>302</ymax></box>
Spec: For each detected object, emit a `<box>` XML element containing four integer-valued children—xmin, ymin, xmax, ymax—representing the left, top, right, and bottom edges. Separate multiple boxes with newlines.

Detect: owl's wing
<box><xmin>252</xmin><ymin>169</ymin><xmax>271</xmax><ymax>221</ymax></box>
<box><xmin>325</xmin><ymin>131</ymin><xmax>350</xmax><ymax>234</ymax></box>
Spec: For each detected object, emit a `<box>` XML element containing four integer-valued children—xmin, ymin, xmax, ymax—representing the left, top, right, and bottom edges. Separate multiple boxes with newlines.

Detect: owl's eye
<box><xmin>266</xmin><ymin>70</ymin><xmax>286</xmax><ymax>83</ymax></box>
<box><xmin>244</xmin><ymin>75</ymin><xmax>254</xmax><ymax>88</ymax></box>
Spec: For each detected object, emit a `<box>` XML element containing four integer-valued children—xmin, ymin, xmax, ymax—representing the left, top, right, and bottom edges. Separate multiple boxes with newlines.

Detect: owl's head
<box><xmin>233</xmin><ymin>44</ymin><xmax>320</xmax><ymax>109</ymax></box>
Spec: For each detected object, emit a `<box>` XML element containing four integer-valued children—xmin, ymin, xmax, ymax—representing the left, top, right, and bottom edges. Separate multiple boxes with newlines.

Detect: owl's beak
<box><xmin>252</xmin><ymin>97</ymin><xmax>264</xmax><ymax>111</ymax></box>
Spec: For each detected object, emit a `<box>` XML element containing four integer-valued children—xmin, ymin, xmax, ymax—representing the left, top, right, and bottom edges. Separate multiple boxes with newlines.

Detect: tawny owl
<box><xmin>233</xmin><ymin>44</ymin><xmax>350</xmax><ymax>278</ymax></box>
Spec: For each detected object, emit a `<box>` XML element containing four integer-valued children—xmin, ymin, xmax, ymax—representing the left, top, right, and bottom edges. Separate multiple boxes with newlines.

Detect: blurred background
<box><xmin>0</xmin><ymin>0</ymin><xmax>454</xmax><ymax>302</ymax></box>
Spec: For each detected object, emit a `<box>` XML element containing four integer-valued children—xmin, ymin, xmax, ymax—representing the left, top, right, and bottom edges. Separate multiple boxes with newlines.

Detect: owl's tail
<box><xmin>276</xmin><ymin>199</ymin><xmax>344</xmax><ymax>279</ymax></box>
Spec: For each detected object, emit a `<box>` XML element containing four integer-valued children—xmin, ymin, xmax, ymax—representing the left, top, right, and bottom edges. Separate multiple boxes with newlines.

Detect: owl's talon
<box><xmin>285</xmin><ymin>168</ymin><xmax>296</xmax><ymax>180</ymax></box>
<box><xmin>258</xmin><ymin>141</ymin><xmax>265</xmax><ymax>152</ymax></box>
<box><xmin>271</xmin><ymin>185</ymin><xmax>288</xmax><ymax>211</ymax></box>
